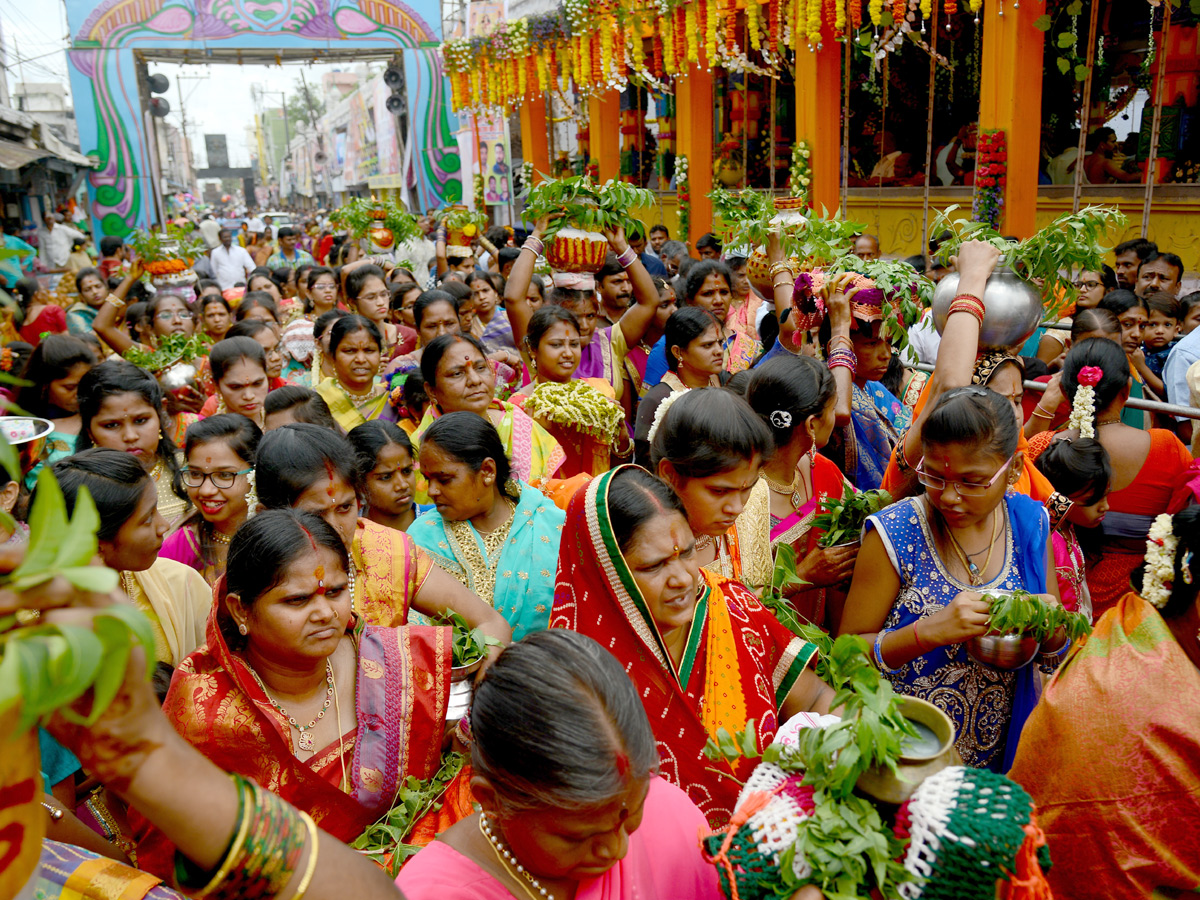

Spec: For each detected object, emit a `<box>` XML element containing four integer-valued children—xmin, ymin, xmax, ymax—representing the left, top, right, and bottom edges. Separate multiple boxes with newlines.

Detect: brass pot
<box><xmin>545</xmin><ymin>226</ymin><xmax>609</xmax><ymax>274</ymax></box>
<box><xmin>856</xmin><ymin>696</ymin><xmax>956</xmax><ymax>805</ymax></box>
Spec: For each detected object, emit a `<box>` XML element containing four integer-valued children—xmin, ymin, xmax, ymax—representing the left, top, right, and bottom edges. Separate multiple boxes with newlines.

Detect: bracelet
<box><xmin>104</xmin><ymin>293</ymin><xmax>127</xmax><ymax>310</ymax></box>
<box><xmin>290</xmin><ymin>812</ymin><xmax>320</xmax><ymax>900</ymax></box>
<box><xmin>948</xmin><ymin>295</ymin><xmax>986</xmax><ymax>325</ymax></box>
<box><xmin>827</xmin><ymin>348</ymin><xmax>858</xmax><ymax>375</ymax></box>
<box><xmin>1031</xmin><ymin>403</ymin><xmax>1058</xmax><ymax>419</ymax></box>
<box><xmin>523</xmin><ymin>236</ymin><xmax>544</xmax><ymax>257</ymax></box>
<box><xmin>769</xmin><ymin>261</ymin><xmax>794</xmax><ymax>278</ymax></box>
<box><xmin>912</xmin><ymin>619</ymin><xmax>927</xmax><ymax>654</ymax></box>
<box><xmin>873</xmin><ymin>629</ymin><xmax>903</xmax><ymax>674</ymax></box>
<box><xmin>616</xmin><ymin>246</ymin><xmax>638</xmax><ymax>269</ymax></box>
<box><xmin>826</xmin><ymin>335</ymin><xmax>854</xmax><ymax>354</ymax></box>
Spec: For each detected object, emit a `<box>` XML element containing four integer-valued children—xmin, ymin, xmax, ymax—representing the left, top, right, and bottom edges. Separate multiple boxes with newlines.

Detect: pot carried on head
<box><xmin>545</xmin><ymin>226</ymin><xmax>609</xmax><ymax>274</ymax></box>
<box><xmin>932</xmin><ymin>263</ymin><xmax>1044</xmax><ymax>351</ymax></box>
<box><xmin>745</xmin><ymin>198</ymin><xmax>808</xmax><ymax>293</ymax></box>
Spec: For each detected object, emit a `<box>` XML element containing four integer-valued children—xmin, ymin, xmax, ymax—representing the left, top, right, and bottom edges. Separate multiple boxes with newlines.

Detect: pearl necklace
<box><xmin>336</xmin><ymin>378</ymin><xmax>378</xmax><ymax>402</ymax></box>
<box><xmin>479</xmin><ymin>814</ymin><xmax>555</xmax><ymax>900</ymax></box>
<box><xmin>246</xmin><ymin>659</ymin><xmax>334</xmax><ymax>753</ymax></box>
<box><xmin>211</xmin><ymin>529</ymin><xmax>232</xmax><ymax>545</ymax></box>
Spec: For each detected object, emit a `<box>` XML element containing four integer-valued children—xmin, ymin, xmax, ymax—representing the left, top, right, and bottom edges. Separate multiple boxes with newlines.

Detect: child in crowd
<box><xmin>1141</xmin><ymin>292</ymin><xmax>1181</xmax><ymax>389</ymax></box>
<box><xmin>1179</xmin><ymin>291</ymin><xmax>1200</xmax><ymax>335</ymax></box>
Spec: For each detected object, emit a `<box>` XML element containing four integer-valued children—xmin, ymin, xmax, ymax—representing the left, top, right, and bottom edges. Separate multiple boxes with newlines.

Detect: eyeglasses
<box><xmin>358</xmin><ymin>290</ymin><xmax>390</xmax><ymax>304</ymax></box>
<box><xmin>182</xmin><ymin>467</ymin><xmax>253</xmax><ymax>489</ymax></box>
<box><xmin>1073</xmin><ymin>280</ymin><xmax>1102</xmax><ymax>291</ymax></box>
<box><xmin>156</xmin><ymin>310</ymin><xmax>194</xmax><ymax>322</ymax></box>
<box><xmin>916</xmin><ymin>455</ymin><xmax>1013</xmax><ymax>497</ymax></box>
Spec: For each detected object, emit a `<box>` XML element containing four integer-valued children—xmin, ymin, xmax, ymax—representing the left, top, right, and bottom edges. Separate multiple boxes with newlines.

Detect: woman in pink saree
<box><xmin>396</xmin><ymin>630</ymin><xmax>722</xmax><ymax>900</ymax></box>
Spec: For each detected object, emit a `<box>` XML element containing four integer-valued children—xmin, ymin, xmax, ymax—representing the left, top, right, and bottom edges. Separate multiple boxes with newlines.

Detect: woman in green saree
<box><xmin>314</xmin><ymin>315</ymin><xmax>398</xmax><ymax>431</ymax></box>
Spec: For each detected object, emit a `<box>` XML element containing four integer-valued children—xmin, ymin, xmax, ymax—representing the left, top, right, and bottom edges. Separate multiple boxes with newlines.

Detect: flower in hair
<box><xmin>1068</xmin><ymin>367</ymin><xmax>1102</xmax><ymax>439</ymax></box>
<box><xmin>648</xmin><ymin>389</ymin><xmax>689</xmax><ymax>446</ymax></box>
<box><xmin>1142</xmin><ymin>514</ymin><xmax>1177</xmax><ymax>609</ymax></box>
<box><xmin>1077</xmin><ymin>366</ymin><xmax>1103</xmax><ymax>386</ymax></box>
<box><xmin>770</xmin><ymin>410</ymin><xmax>793</xmax><ymax>429</ymax></box>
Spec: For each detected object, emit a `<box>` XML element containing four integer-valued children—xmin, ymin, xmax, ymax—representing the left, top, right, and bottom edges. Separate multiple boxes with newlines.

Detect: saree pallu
<box><xmin>551</xmin><ymin>467</ymin><xmax>817</xmax><ymax>828</ymax></box>
<box><xmin>407</xmin><ymin>483</ymin><xmax>565</xmax><ymax>640</ymax></box>
<box><xmin>725</xmin><ymin>295</ymin><xmax>763</xmax><ymax>374</ymax></box>
<box><xmin>847</xmin><ymin>381</ymin><xmax>909</xmax><ymax>491</ymax></box>
<box><xmin>479</xmin><ymin>309</ymin><xmax>516</xmax><ymax>353</ymax></box>
<box><xmin>576</xmin><ymin>325</ymin><xmax>630</xmax><ymax>402</ymax></box>
<box><xmin>33</xmin><ymin>840</ymin><xmax>185</xmax><ymax>900</ymax></box>
<box><xmin>1009</xmin><ymin>592</ymin><xmax>1200</xmax><ymax>898</ymax></box>
<box><xmin>767</xmin><ymin>454</ymin><xmax>851</xmax><ymax>626</ymax></box>
<box><xmin>136</xmin><ymin>618</ymin><xmax>452</xmax><ymax>879</ymax></box>
<box><xmin>123</xmin><ymin>557</ymin><xmax>212</xmax><ymax>666</ymax></box>
<box><xmin>315</xmin><ymin>376</ymin><xmax>398</xmax><ymax>432</ymax></box>
<box><xmin>352</xmin><ymin>517</ymin><xmax>434</xmax><ymax>627</ymax></box>
<box><xmin>624</xmin><ymin>344</ymin><xmax>651</xmax><ymax>399</ymax></box>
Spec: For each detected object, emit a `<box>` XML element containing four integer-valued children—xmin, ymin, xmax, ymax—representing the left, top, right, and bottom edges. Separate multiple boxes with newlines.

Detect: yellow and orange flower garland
<box><xmin>441</xmin><ymin>0</ymin><xmax>972</xmax><ymax>113</ymax></box>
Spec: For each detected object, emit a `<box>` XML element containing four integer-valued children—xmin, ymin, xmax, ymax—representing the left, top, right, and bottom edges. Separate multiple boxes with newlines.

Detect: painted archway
<box><xmin>64</xmin><ymin>0</ymin><xmax>461</xmax><ymax>236</ymax></box>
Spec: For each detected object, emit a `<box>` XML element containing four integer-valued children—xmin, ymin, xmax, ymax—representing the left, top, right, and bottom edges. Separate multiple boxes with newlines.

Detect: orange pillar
<box><xmin>676</xmin><ymin>72</ymin><xmax>714</xmax><ymax>249</ymax></box>
<box><xmin>589</xmin><ymin>91</ymin><xmax>622</xmax><ymax>182</ymax></box>
<box><xmin>794</xmin><ymin>41</ymin><xmax>841</xmax><ymax>212</ymax></box>
<box><xmin>519</xmin><ymin>95</ymin><xmax>551</xmax><ymax>182</ymax></box>
<box><xmin>979</xmin><ymin>1</ymin><xmax>1044</xmax><ymax>237</ymax></box>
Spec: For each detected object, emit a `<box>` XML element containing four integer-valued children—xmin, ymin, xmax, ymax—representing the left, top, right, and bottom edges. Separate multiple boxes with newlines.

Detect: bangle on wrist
<box><xmin>616</xmin><ymin>246</ymin><xmax>638</xmax><ymax>269</ymax></box>
<box><xmin>1031</xmin><ymin>403</ymin><xmax>1057</xmax><ymax>419</ymax></box>
<box><xmin>827</xmin><ymin>335</ymin><xmax>854</xmax><ymax>354</ymax></box>
<box><xmin>948</xmin><ymin>294</ymin><xmax>986</xmax><ymax>324</ymax></box>
<box><xmin>827</xmin><ymin>347</ymin><xmax>858</xmax><ymax>376</ymax></box>
<box><xmin>104</xmin><ymin>293</ymin><xmax>127</xmax><ymax>310</ymax></box>
<box><xmin>769</xmin><ymin>261</ymin><xmax>794</xmax><ymax>278</ymax></box>
<box><xmin>874</xmin><ymin>629</ymin><xmax>902</xmax><ymax>674</ymax></box>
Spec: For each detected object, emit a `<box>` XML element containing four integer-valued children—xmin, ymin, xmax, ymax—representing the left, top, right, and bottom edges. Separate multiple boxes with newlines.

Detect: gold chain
<box><xmin>943</xmin><ymin>508</ymin><xmax>1001</xmax><ymax>585</ymax></box>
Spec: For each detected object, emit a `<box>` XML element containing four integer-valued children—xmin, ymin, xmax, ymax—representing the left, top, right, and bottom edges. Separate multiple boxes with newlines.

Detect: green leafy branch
<box><xmin>521</xmin><ymin>175</ymin><xmax>656</xmax><ymax>241</ymax></box>
<box><xmin>438</xmin><ymin>610</ymin><xmax>502</xmax><ymax>668</ymax></box>
<box><xmin>708</xmin><ymin>190</ymin><xmax>864</xmax><ymax>267</ymax></box>
<box><xmin>983</xmin><ymin>590</ymin><xmax>1091</xmax><ymax>643</ymax></box>
<box><xmin>813</xmin><ymin>487</ymin><xmax>891</xmax><ymax>549</ymax></box>
<box><xmin>125</xmin><ymin>223</ymin><xmax>207</xmax><ymax>264</ymax></box>
<box><xmin>351</xmin><ymin>750</ymin><xmax>468</xmax><ymax>875</ymax></box>
<box><xmin>123</xmin><ymin>333</ymin><xmax>210</xmax><ymax>374</ymax></box>
<box><xmin>440</xmin><ymin>208</ymin><xmax>488</xmax><ymax>237</ymax></box>
<box><xmin>328</xmin><ymin>198</ymin><xmax>421</xmax><ymax>244</ymax></box>
<box><xmin>930</xmin><ymin>204</ymin><xmax>1128</xmax><ymax>320</ymax></box>
<box><xmin>0</xmin><ymin>466</ymin><xmax>153</xmax><ymax>734</ymax></box>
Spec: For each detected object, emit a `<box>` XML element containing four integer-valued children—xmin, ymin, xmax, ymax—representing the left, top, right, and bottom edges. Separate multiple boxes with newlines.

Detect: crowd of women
<box><xmin>2</xmin><ymin>214</ymin><xmax>1198</xmax><ymax>900</ymax></box>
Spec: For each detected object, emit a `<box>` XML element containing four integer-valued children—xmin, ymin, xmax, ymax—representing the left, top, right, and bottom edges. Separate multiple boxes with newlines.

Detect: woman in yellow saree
<box><xmin>315</xmin><ymin>315</ymin><xmax>398</xmax><ymax>431</ymax></box>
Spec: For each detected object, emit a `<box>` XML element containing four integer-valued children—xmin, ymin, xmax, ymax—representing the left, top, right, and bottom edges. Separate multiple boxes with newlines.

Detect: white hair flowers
<box><xmin>1142</xmin><ymin>513</ymin><xmax>1177</xmax><ymax>609</ymax></box>
<box><xmin>1068</xmin><ymin>365</ymin><xmax>1104</xmax><ymax>439</ymax></box>
<box><xmin>648</xmin><ymin>389</ymin><xmax>688</xmax><ymax>446</ymax></box>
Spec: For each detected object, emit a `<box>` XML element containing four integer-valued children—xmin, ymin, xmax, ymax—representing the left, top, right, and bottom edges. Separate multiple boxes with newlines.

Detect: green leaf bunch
<box><xmin>0</xmin><ymin>468</ymin><xmax>154</xmax><ymax>734</ymax></box>
<box><xmin>351</xmin><ymin>750</ymin><xmax>467</xmax><ymax>875</ymax></box>
<box><xmin>813</xmin><ymin>487</ymin><xmax>891</xmax><ymax>549</ymax></box>
<box><xmin>929</xmin><ymin>204</ymin><xmax>1128</xmax><ymax>320</ymax></box>
<box><xmin>708</xmin><ymin>190</ymin><xmax>864</xmax><ymax>267</ymax></box>
<box><xmin>702</xmin><ymin>718</ymin><xmax>762</xmax><ymax>765</ymax></box>
<box><xmin>521</xmin><ymin>175</ymin><xmax>656</xmax><ymax>241</ymax></box>
<box><xmin>328</xmin><ymin>198</ymin><xmax>422</xmax><ymax>244</ymax></box>
<box><xmin>125</xmin><ymin>223</ymin><xmax>208</xmax><ymax>263</ymax></box>
<box><xmin>438</xmin><ymin>610</ymin><xmax>502</xmax><ymax>667</ymax></box>
<box><xmin>123</xmin><ymin>332</ymin><xmax>210</xmax><ymax>374</ymax></box>
<box><xmin>983</xmin><ymin>590</ymin><xmax>1092</xmax><ymax>643</ymax></box>
<box><xmin>822</xmin><ymin>256</ymin><xmax>931</xmax><ymax>355</ymax></box>
<box><xmin>440</xmin><ymin>207</ymin><xmax>489</xmax><ymax>236</ymax></box>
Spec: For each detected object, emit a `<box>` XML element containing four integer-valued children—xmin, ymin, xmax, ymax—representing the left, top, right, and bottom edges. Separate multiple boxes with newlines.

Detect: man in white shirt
<box><xmin>198</xmin><ymin>214</ymin><xmax>222</xmax><ymax>249</ymax></box>
<box><xmin>246</xmin><ymin>210</ymin><xmax>265</xmax><ymax>234</ymax></box>
<box><xmin>41</xmin><ymin>214</ymin><xmax>87</xmax><ymax>270</ymax></box>
<box><xmin>210</xmin><ymin>228</ymin><xmax>256</xmax><ymax>290</ymax></box>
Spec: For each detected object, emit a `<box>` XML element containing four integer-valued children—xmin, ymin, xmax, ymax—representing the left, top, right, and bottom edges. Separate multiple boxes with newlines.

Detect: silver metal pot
<box><xmin>159</xmin><ymin>360</ymin><xmax>198</xmax><ymax>395</ymax></box>
<box><xmin>931</xmin><ymin>264</ymin><xmax>1043</xmax><ymax>351</ymax></box>
<box><xmin>967</xmin><ymin>632</ymin><xmax>1041</xmax><ymax>670</ymax></box>
<box><xmin>446</xmin><ymin>657</ymin><xmax>485</xmax><ymax>721</ymax></box>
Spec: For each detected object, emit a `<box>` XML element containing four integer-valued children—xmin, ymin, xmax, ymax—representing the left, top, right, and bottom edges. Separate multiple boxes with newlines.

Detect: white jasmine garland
<box><xmin>1142</xmin><ymin>514</ymin><xmax>1177</xmax><ymax>609</ymax></box>
<box><xmin>1067</xmin><ymin>383</ymin><xmax>1096</xmax><ymax>439</ymax></box>
<box><xmin>647</xmin><ymin>388</ymin><xmax>689</xmax><ymax>446</ymax></box>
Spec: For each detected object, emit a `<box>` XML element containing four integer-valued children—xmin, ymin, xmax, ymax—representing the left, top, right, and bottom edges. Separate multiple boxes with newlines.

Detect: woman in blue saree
<box><xmin>408</xmin><ymin>411</ymin><xmax>564</xmax><ymax>640</ymax></box>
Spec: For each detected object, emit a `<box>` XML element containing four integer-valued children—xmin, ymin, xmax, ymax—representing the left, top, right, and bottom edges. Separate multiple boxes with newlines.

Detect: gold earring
<box><xmin>1007</xmin><ymin>468</ymin><xmax>1020</xmax><ymax>485</ymax></box>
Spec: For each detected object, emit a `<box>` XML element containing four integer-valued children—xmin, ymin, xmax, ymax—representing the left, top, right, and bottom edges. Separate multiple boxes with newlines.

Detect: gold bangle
<box><xmin>289</xmin><ymin>812</ymin><xmax>320</xmax><ymax>900</ymax></box>
<box><xmin>104</xmin><ymin>293</ymin><xmax>126</xmax><ymax>309</ymax></box>
<box><xmin>768</xmin><ymin>261</ymin><xmax>794</xmax><ymax>277</ymax></box>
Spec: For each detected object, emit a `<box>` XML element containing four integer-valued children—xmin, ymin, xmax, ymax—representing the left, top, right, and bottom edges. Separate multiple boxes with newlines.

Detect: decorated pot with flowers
<box><xmin>330</xmin><ymin>198</ymin><xmax>420</xmax><ymax>256</ymax></box>
<box><xmin>522</xmin><ymin>175</ymin><xmax>655</xmax><ymax>274</ymax></box>
<box><xmin>126</xmin><ymin>225</ymin><xmax>206</xmax><ymax>290</ymax></box>
<box><xmin>124</xmin><ymin>334</ymin><xmax>210</xmax><ymax>400</ymax></box>
<box><xmin>745</xmin><ymin>197</ymin><xmax>809</xmax><ymax>292</ymax></box>
<box><xmin>442</xmin><ymin>208</ymin><xmax>488</xmax><ymax>255</ymax></box>
<box><xmin>544</xmin><ymin>227</ymin><xmax>609</xmax><ymax>274</ymax></box>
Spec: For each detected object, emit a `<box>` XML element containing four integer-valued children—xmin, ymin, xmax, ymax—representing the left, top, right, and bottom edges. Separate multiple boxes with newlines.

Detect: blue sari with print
<box><xmin>865</xmin><ymin>492</ymin><xmax>1050</xmax><ymax>772</ymax></box>
<box><xmin>407</xmin><ymin>482</ymin><xmax>565</xmax><ymax>640</ymax></box>
<box><xmin>849</xmin><ymin>381</ymin><xmax>911</xmax><ymax>491</ymax></box>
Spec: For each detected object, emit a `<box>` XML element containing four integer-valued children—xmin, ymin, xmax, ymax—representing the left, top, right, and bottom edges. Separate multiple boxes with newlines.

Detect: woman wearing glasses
<box><xmin>92</xmin><ymin>265</ymin><xmax>198</xmax><ymax>359</ymax></box>
<box><xmin>161</xmin><ymin>414</ymin><xmax>261</xmax><ymax>586</ymax></box>
<box><xmin>840</xmin><ymin>386</ymin><xmax>1069</xmax><ymax>773</ymax></box>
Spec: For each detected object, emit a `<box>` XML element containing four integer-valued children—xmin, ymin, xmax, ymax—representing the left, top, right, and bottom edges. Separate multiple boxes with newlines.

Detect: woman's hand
<box><xmin>1040</xmin><ymin>373</ymin><xmax>1065</xmax><ymax>413</ymax></box>
<box><xmin>950</xmin><ymin>240</ymin><xmax>1001</xmax><ymax>295</ymax></box>
<box><xmin>795</xmin><ymin>543</ymin><xmax>858</xmax><ymax>587</ymax></box>
<box><xmin>603</xmin><ymin>224</ymin><xmax>629</xmax><ymax>255</ymax></box>
<box><xmin>825</xmin><ymin>274</ymin><xmax>857</xmax><ymax>330</ymax></box>
<box><xmin>164</xmin><ymin>385</ymin><xmax>206</xmax><ymax>416</ymax></box>
<box><xmin>766</xmin><ymin>227</ymin><xmax>784</xmax><ymax>265</ymax></box>
<box><xmin>926</xmin><ymin>590</ymin><xmax>992</xmax><ymax>646</ymax></box>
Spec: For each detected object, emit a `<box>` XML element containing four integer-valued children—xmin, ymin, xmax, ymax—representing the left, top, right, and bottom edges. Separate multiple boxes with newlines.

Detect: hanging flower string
<box><xmin>973</xmin><ymin>129</ymin><xmax>1006</xmax><ymax>231</ymax></box>
<box><xmin>676</xmin><ymin>154</ymin><xmax>691</xmax><ymax>243</ymax></box>
<box><xmin>1067</xmin><ymin>365</ymin><xmax>1103</xmax><ymax>439</ymax></box>
<box><xmin>790</xmin><ymin>140</ymin><xmax>813</xmax><ymax>204</ymax></box>
<box><xmin>1142</xmin><ymin>514</ymin><xmax>1177</xmax><ymax>609</ymax></box>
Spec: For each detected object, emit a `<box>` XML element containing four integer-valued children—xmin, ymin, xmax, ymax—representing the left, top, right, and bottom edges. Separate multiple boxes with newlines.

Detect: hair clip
<box><xmin>770</xmin><ymin>410</ymin><xmax>793</xmax><ymax>428</ymax></box>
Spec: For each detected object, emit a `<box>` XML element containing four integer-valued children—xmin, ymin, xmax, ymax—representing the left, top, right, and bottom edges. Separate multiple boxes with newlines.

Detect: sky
<box><xmin>1</xmin><ymin>0</ymin><xmax>343</xmax><ymax>167</ymax></box>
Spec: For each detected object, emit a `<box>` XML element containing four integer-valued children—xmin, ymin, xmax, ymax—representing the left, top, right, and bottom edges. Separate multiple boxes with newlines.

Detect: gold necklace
<box><xmin>120</xmin><ymin>570</ymin><xmax>138</xmax><ymax>600</ymax></box>
<box><xmin>336</xmin><ymin>378</ymin><xmax>378</xmax><ymax>401</ymax></box>
<box><xmin>943</xmin><ymin>508</ymin><xmax>1001</xmax><ymax>585</ymax></box>
<box><xmin>764</xmin><ymin>468</ymin><xmax>807</xmax><ymax>509</ymax></box>
<box><xmin>211</xmin><ymin>529</ymin><xmax>232</xmax><ymax>545</ymax></box>
<box><xmin>246</xmin><ymin>660</ymin><xmax>334</xmax><ymax>753</ymax></box>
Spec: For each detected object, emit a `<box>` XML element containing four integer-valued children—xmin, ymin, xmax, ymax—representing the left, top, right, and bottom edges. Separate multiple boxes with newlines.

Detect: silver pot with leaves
<box><xmin>442</xmin><ymin>612</ymin><xmax>500</xmax><ymax>722</ymax></box>
<box><xmin>931</xmin><ymin>261</ymin><xmax>1044</xmax><ymax>351</ymax></box>
<box><xmin>159</xmin><ymin>359</ymin><xmax>199</xmax><ymax>396</ymax></box>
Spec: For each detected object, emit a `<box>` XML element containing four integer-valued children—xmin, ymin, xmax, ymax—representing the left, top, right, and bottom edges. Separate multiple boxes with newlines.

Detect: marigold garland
<box><xmin>944</xmin><ymin>0</ymin><xmax>957</xmax><ymax>16</ymax></box>
<box><xmin>834</xmin><ymin>0</ymin><xmax>847</xmax><ymax>36</ymax></box>
<box><xmin>790</xmin><ymin>140</ymin><xmax>813</xmax><ymax>203</ymax></box>
<box><xmin>687</xmin><ymin>4</ymin><xmax>701</xmax><ymax>64</ymax></box>
<box><xmin>869</xmin><ymin>0</ymin><xmax>885</xmax><ymax>26</ymax></box>
<box><xmin>850</xmin><ymin>0</ymin><xmax>863</xmax><ymax>27</ymax></box>
<box><xmin>807</xmin><ymin>0</ymin><xmax>822</xmax><ymax>47</ymax></box>
<box><xmin>768</xmin><ymin>0</ymin><xmax>781</xmax><ymax>53</ymax></box>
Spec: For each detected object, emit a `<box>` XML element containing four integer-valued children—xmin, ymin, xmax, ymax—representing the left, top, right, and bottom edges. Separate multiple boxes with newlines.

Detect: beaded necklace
<box><xmin>246</xmin><ymin>660</ymin><xmax>334</xmax><ymax>753</ymax></box>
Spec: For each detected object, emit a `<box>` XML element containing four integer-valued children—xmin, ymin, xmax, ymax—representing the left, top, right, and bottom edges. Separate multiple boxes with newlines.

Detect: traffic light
<box><xmin>147</xmin><ymin>72</ymin><xmax>170</xmax><ymax>118</ymax></box>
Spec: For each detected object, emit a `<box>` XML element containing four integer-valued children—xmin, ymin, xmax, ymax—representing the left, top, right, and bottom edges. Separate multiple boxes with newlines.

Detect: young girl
<box><xmin>225</xmin><ymin>319</ymin><xmax>286</xmax><ymax>387</ymax></box>
<box><xmin>650</xmin><ymin>387</ymin><xmax>775</xmax><ymax>590</ymax></box>
<box><xmin>161</xmin><ymin>414</ymin><xmax>261</xmax><ymax>586</ymax></box>
<box><xmin>198</xmin><ymin>294</ymin><xmax>233</xmax><ymax>342</ymax></box>
<box><xmin>202</xmin><ymin>337</ymin><xmax>270</xmax><ymax>427</ymax></box>
<box><xmin>348</xmin><ymin>420</ymin><xmax>428</xmax><ymax>532</ymax></box>
<box><xmin>75</xmin><ymin>360</ymin><xmax>192</xmax><ymax>526</ymax></box>
<box><xmin>841</xmin><ymin>386</ymin><xmax>1067</xmax><ymax>771</ymax></box>
<box><xmin>1034</xmin><ymin>437</ymin><xmax>1110</xmax><ymax>621</ymax></box>
<box><xmin>13</xmin><ymin>334</ymin><xmax>97</xmax><ymax>485</ymax></box>
<box><xmin>466</xmin><ymin>271</ymin><xmax>514</xmax><ymax>353</ymax></box>
<box><xmin>13</xmin><ymin>276</ymin><xmax>67</xmax><ymax>345</ymax></box>
<box><xmin>1098</xmin><ymin>289</ymin><xmax>1153</xmax><ymax>428</ymax></box>
<box><xmin>344</xmin><ymin>263</ymin><xmax>400</xmax><ymax>355</ymax></box>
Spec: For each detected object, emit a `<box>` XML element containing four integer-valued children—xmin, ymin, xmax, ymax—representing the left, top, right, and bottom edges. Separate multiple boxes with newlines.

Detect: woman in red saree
<box><xmin>744</xmin><ymin>354</ymin><xmax>857</xmax><ymax>630</ymax></box>
<box><xmin>135</xmin><ymin>509</ymin><xmax>458</xmax><ymax>878</ymax></box>
<box><xmin>550</xmin><ymin>466</ymin><xmax>830</xmax><ymax>828</ymax></box>
<box><xmin>1009</xmin><ymin>506</ymin><xmax>1200</xmax><ymax>898</ymax></box>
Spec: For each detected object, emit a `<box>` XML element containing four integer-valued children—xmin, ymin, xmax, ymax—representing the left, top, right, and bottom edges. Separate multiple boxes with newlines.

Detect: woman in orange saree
<box><xmin>1009</xmin><ymin>507</ymin><xmax>1200</xmax><ymax>899</ymax></box>
<box><xmin>134</xmin><ymin>510</ymin><xmax>456</xmax><ymax>878</ymax></box>
<box><xmin>550</xmin><ymin>466</ymin><xmax>828</xmax><ymax>828</ymax></box>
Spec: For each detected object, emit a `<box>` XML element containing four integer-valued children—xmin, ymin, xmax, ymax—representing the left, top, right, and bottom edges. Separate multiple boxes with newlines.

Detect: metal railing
<box><xmin>912</xmin><ymin>364</ymin><xmax>1200</xmax><ymax>420</ymax></box>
